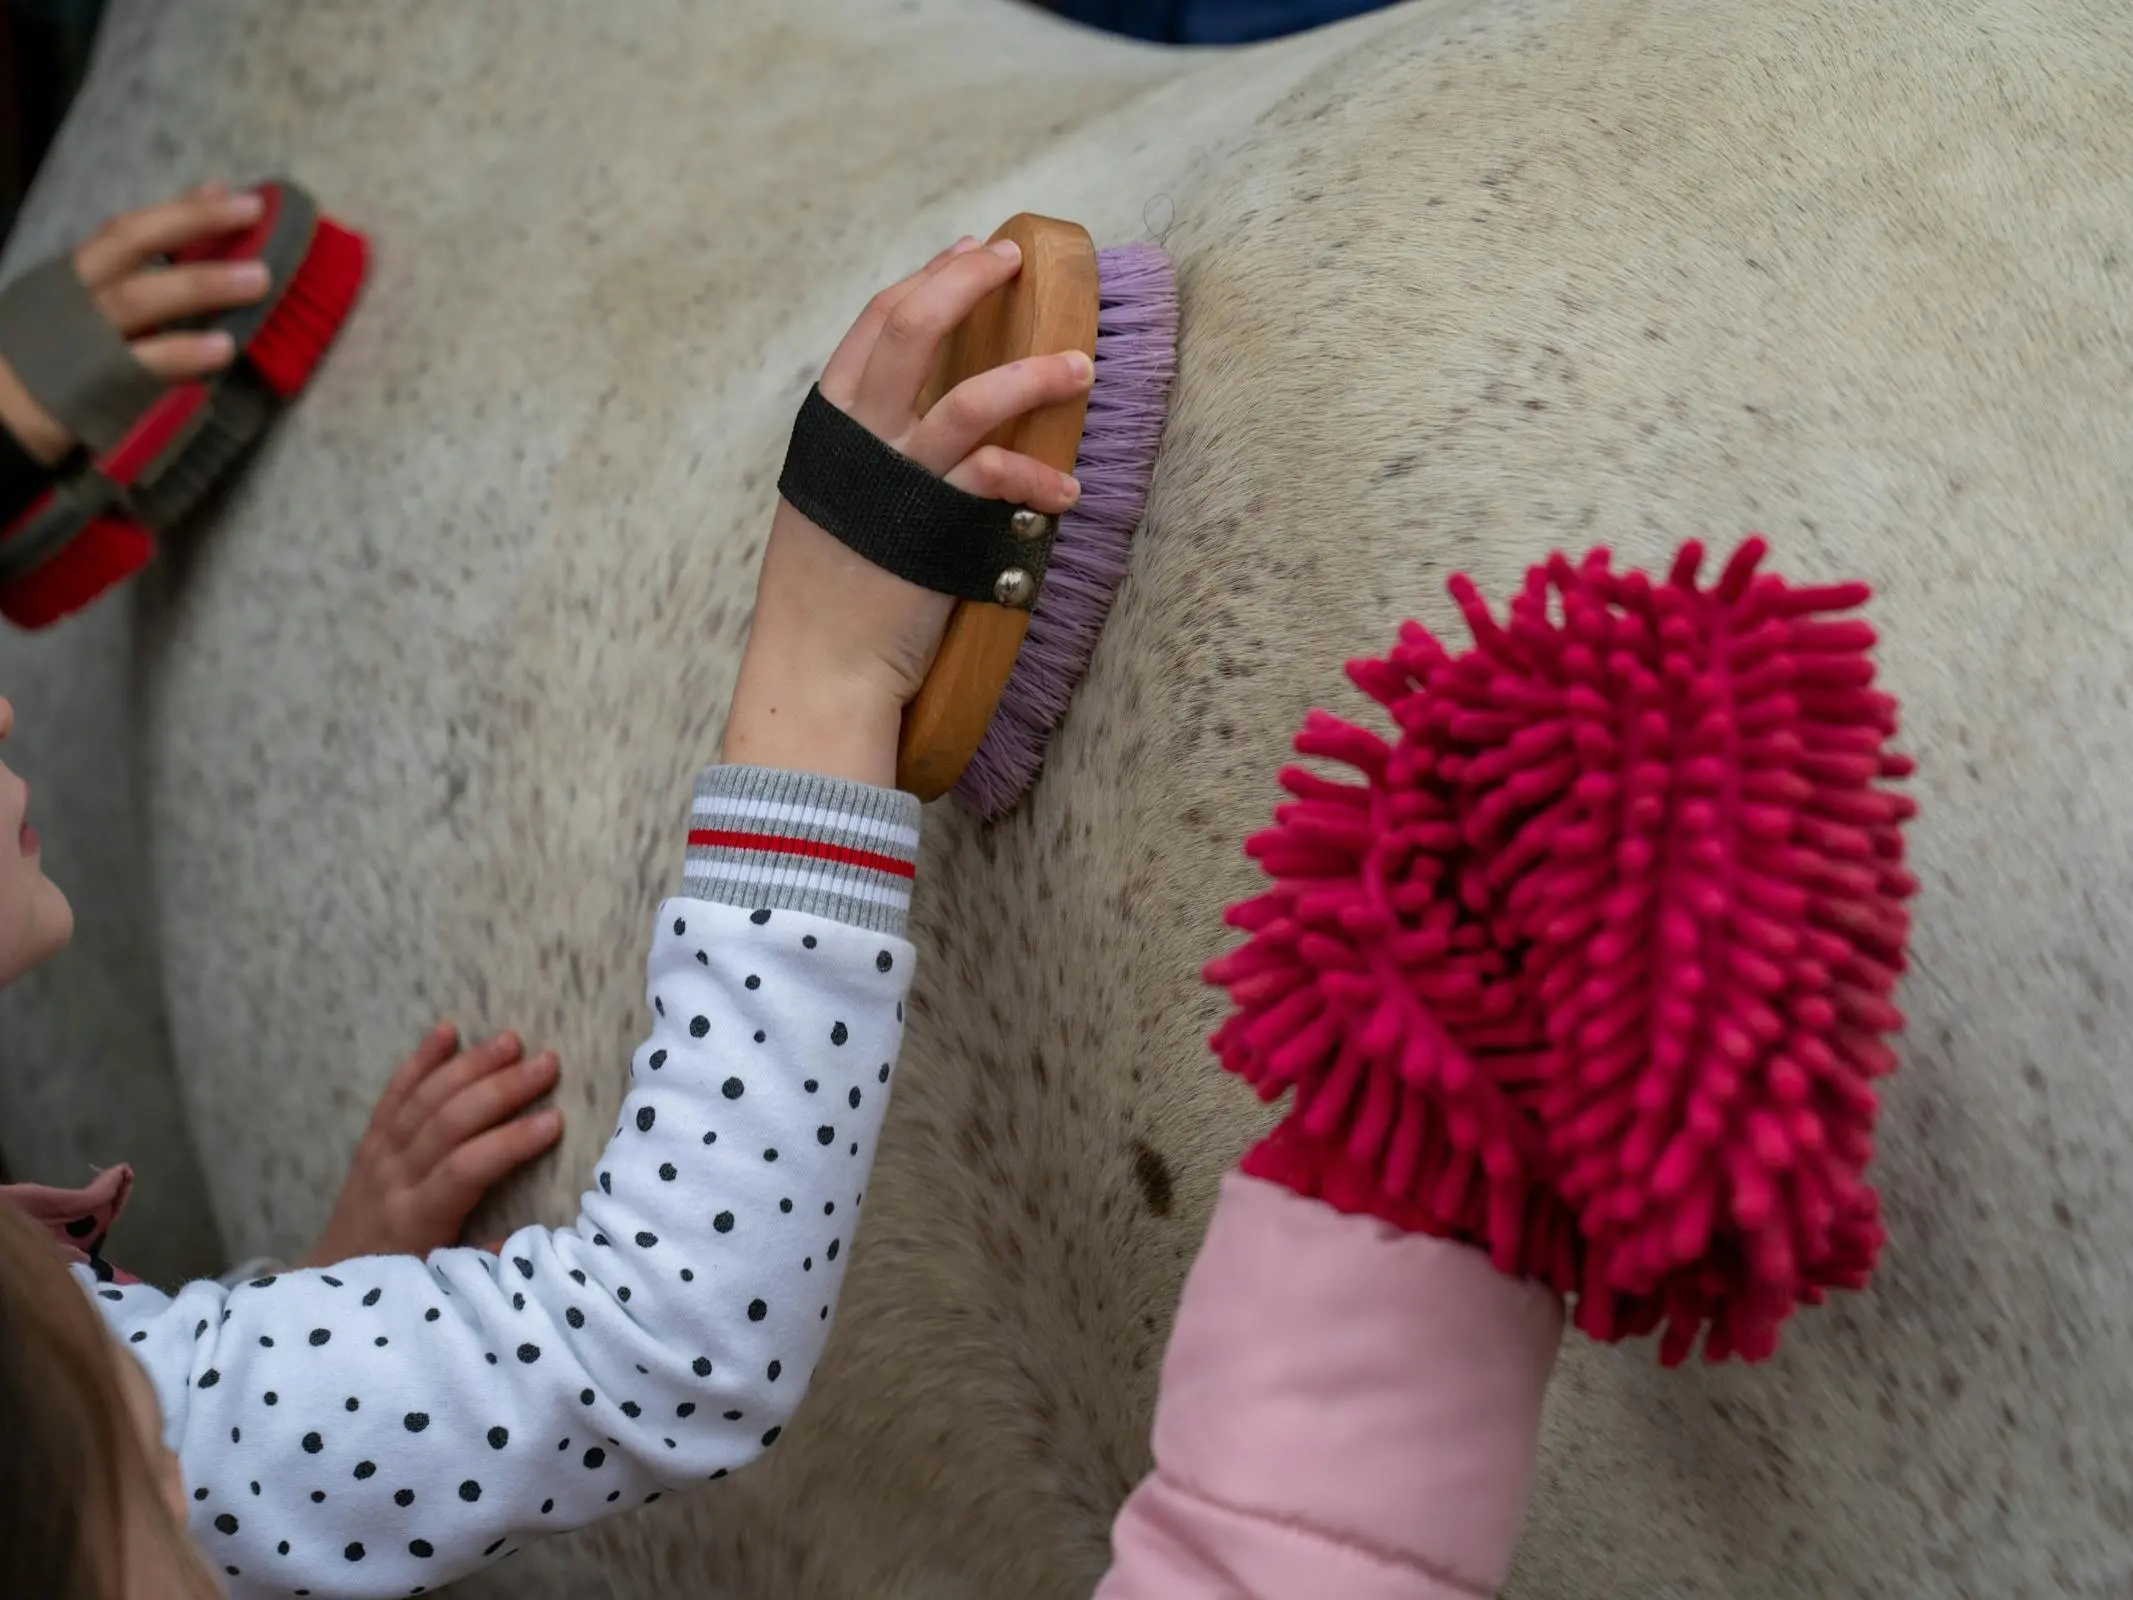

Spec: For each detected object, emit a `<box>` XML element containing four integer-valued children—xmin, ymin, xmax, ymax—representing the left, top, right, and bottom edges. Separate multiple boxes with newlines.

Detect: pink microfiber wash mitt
<box><xmin>1205</xmin><ymin>538</ymin><xmax>1917</xmax><ymax>1364</ymax></box>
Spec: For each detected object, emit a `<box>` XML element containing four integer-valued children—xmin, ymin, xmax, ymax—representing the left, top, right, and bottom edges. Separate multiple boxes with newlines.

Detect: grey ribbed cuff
<box><xmin>681</xmin><ymin>764</ymin><xmax>922</xmax><ymax>938</ymax></box>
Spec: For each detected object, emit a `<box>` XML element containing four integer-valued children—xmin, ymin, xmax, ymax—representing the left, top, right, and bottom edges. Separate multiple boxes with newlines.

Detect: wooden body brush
<box><xmin>896</xmin><ymin>213</ymin><xmax>1178</xmax><ymax>814</ymax></box>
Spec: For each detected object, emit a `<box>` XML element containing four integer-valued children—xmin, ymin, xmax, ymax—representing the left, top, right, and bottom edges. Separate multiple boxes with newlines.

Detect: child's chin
<box><xmin>30</xmin><ymin>874</ymin><xmax>73</xmax><ymax>962</ymax></box>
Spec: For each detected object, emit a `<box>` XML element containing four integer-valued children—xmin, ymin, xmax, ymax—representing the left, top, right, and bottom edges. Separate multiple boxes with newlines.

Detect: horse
<box><xmin>3</xmin><ymin>0</ymin><xmax>2128</xmax><ymax>1593</ymax></box>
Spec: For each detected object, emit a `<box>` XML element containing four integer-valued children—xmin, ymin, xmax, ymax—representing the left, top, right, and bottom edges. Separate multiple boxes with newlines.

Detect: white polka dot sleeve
<box><xmin>82</xmin><ymin>765</ymin><xmax>922</xmax><ymax>1599</ymax></box>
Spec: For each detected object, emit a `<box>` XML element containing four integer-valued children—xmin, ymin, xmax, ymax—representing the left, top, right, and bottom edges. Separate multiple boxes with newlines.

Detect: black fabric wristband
<box><xmin>0</xmin><ymin>427</ymin><xmax>56</xmax><ymax>533</ymax></box>
<box><xmin>775</xmin><ymin>383</ymin><xmax>1057</xmax><ymax>608</ymax></box>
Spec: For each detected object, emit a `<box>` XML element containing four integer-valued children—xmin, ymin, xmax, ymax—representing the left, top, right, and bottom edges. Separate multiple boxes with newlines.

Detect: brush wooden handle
<box><xmin>895</xmin><ymin>213</ymin><xmax>1101</xmax><ymax>801</ymax></box>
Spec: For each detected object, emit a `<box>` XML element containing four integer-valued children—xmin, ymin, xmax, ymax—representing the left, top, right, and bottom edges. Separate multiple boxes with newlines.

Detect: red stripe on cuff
<box><xmin>686</xmin><ymin>828</ymin><xmax>917</xmax><ymax>881</ymax></box>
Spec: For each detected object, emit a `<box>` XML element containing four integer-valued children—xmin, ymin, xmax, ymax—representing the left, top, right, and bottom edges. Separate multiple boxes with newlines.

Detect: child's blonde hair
<box><xmin>0</xmin><ymin>1200</ymin><xmax>219</xmax><ymax>1598</ymax></box>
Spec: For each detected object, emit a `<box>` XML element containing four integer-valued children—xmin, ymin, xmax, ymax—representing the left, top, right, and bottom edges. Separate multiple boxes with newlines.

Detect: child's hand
<box><xmin>723</xmin><ymin>235</ymin><xmax>1095</xmax><ymax>788</ymax></box>
<box><xmin>0</xmin><ymin>181</ymin><xmax>274</xmax><ymax>466</ymax></box>
<box><xmin>301</xmin><ymin>1023</ymin><xmax>563</xmax><ymax>1268</ymax></box>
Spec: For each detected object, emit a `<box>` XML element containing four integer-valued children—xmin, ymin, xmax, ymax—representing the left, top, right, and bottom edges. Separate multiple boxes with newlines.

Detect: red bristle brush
<box><xmin>894</xmin><ymin>213</ymin><xmax>1176</xmax><ymax>815</ymax></box>
<box><xmin>0</xmin><ymin>522</ymin><xmax>149</xmax><ymax>629</ymax></box>
<box><xmin>0</xmin><ymin>177</ymin><xmax>367</xmax><ymax>629</ymax></box>
<box><xmin>1204</xmin><ymin>538</ymin><xmax>1918</xmax><ymax>1365</ymax></box>
<box><xmin>171</xmin><ymin>177</ymin><xmax>369</xmax><ymax>403</ymax></box>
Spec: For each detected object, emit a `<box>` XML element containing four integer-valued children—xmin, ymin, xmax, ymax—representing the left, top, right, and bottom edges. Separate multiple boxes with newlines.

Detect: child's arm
<box><xmin>1094</xmin><ymin>1173</ymin><xmax>1563</xmax><ymax>1600</ymax></box>
<box><xmin>89</xmin><ymin>783</ymin><xmax>916</xmax><ymax>1594</ymax></box>
<box><xmin>81</xmin><ymin>232</ymin><xmax>1093</xmax><ymax>1599</ymax></box>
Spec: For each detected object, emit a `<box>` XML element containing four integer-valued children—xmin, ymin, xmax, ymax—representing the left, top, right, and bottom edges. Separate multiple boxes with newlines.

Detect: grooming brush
<box><xmin>895</xmin><ymin>213</ymin><xmax>1176</xmax><ymax>815</ymax></box>
<box><xmin>0</xmin><ymin>381</ymin><xmax>219</xmax><ymax>629</ymax></box>
<box><xmin>0</xmin><ymin>474</ymin><xmax>151</xmax><ymax>630</ymax></box>
<box><xmin>0</xmin><ymin>178</ymin><xmax>368</xmax><ymax>629</ymax></box>
<box><xmin>129</xmin><ymin>177</ymin><xmax>368</xmax><ymax>527</ymax></box>
<box><xmin>1205</xmin><ymin>539</ymin><xmax>1917</xmax><ymax>1364</ymax></box>
<box><xmin>172</xmin><ymin>177</ymin><xmax>369</xmax><ymax>402</ymax></box>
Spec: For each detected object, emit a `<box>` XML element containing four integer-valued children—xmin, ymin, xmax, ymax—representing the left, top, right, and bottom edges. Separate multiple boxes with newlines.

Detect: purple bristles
<box><xmin>951</xmin><ymin>241</ymin><xmax>1179</xmax><ymax>818</ymax></box>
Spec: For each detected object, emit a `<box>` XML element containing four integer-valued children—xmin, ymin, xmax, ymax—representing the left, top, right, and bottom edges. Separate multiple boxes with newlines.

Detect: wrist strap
<box><xmin>775</xmin><ymin>383</ymin><xmax>1057</xmax><ymax>609</ymax></box>
<box><xmin>0</xmin><ymin>255</ymin><xmax>166</xmax><ymax>458</ymax></box>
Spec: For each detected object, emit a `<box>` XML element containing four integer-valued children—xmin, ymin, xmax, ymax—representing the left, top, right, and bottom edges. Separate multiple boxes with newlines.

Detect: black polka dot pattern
<box><xmin>90</xmin><ymin>878</ymin><xmax>912</xmax><ymax>1592</ymax></box>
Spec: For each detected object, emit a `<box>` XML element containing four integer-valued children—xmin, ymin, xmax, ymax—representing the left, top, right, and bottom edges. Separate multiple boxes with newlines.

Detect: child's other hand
<box><xmin>301</xmin><ymin>1022</ymin><xmax>563</xmax><ymax>1268</ymax></box>
<box><xmin>0</xmin><ymin>181</ymin><xmax>274</xmax><ymax>466</ymax></box>
<box><xmin>723</xmin><ymin>235</ymin><xmax>1094</xmax><ymax>788</ymax></box>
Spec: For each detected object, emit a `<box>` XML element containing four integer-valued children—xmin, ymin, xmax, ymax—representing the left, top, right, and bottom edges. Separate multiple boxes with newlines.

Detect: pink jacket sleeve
<box><xmin>1094</xmin><ymin>1172</ymin><xmax>1563</xmax><ymax>1600</ymax></box>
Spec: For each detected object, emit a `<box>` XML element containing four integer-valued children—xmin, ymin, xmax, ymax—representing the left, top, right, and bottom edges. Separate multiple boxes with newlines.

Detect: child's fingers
<box><xmin>943</xmin><ymin>445</ymin><xmax>1081</xmax><ymax>516</ymax></box>
<box><xmin>427</xmin><ymin>1108</ymin><xmax>564</xmax><ymax>1212</ymax></box>
<box><xmin>128</xmin><ymin>331</ymin><xmax>239</xmax><ymax>385</ymax></box>
<box><xmin>73</xmin><ymin>187</ymin><xmax>265</xmax><ymax>286</ymax></box>
<box><xmin>849</xmin><ymin>240</ymin><xmax>1022</xmax><ymax>427</ymax></box>
<box><xmin>95</xmin><ymin>259</ymin><xmax>269</xmax><ymax>337</ymax></box>
<box><xmin>390</xmin><ymin>1030</ymin><xmax>524</xmax><ymax>1142</ymax></box>
<box><xmin>372</xmin><ymin>1021</ymin><xmax>464</xmax><ymax>1119</ymax></box>
<box><xmin>904</xmin><ymin>349</ymin><xmax>1094</xmax><ymax>475</ymax></box>
<box><xmin>413</xmin><ymin>1049</ymin><xmax>560</xmax><ymax>1171</ymax></box>
<box><xmin>820</xmin><ymin>236</ymin><xmax>982</xmax><ymax>401</ymax></box>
